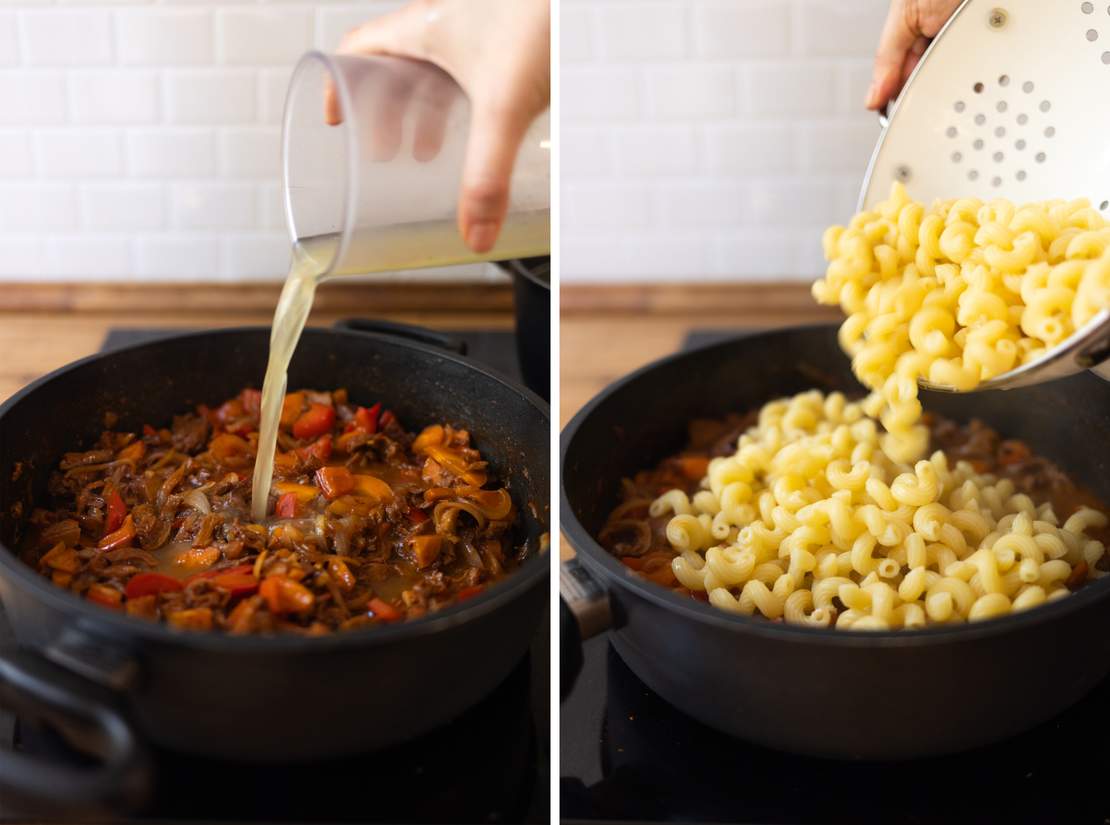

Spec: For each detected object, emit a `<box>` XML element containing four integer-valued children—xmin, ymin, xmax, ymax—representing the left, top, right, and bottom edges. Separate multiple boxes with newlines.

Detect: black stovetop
<box><xmin>0</xmin><ymin>326</ymin><xmax>547</xmax><ymax>824</ymax></box>
<box><xmin>559</xmin><ymin>329</ymin><xmax>1110</xmax><ymax>825</ymax></box>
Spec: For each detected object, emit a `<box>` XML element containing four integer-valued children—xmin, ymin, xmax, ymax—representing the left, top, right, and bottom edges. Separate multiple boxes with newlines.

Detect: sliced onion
<box><xmin>182</xmin><ymin>488</ymin><xmax>211</xmax><ymax>515</ymax></box>
<box><xmin>41</xmin><ymin>519</ymin><xmax>80</xmax><ymax>548</ymax></box>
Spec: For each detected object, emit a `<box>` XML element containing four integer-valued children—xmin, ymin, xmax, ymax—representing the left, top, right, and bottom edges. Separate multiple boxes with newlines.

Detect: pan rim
<box><xmin>0</xmin><ymin>325</ymin><xmax>550</xmax><ymax>654</ymax></box>
<box><xmin>560</xmin><ymin>322</ymin><xmax>1110</xmax><ymax>646</ymax></box>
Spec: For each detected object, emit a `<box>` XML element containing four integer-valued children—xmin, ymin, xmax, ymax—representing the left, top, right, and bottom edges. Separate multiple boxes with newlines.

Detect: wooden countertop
<box><xmin>0</xmin><ymin>281</ymin><xmax>515</xmax><ymax>403</ymax></box>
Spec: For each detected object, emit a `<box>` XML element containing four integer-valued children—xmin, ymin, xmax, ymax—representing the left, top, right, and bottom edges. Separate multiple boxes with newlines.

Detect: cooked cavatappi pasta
<box><xmin>813</xmin><ymin>183</ymin><xmax>1110</xmax><ymax>464</ymax></box>
<box><xmin>598</xmin><ymin>391</ymin><xmax>1109</xmax><ymax>630</ymax></box>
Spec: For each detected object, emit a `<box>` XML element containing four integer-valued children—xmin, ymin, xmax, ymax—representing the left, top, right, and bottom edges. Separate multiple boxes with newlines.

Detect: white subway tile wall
<box><xmin>562</xmin><ymin>0</ymin><xmax>887</xmax><ymax>282</ymax></box>
<box><xmin>0</xmin><ymin>0</ymin><xmax>495</xmax><ymax>282</ymax></box>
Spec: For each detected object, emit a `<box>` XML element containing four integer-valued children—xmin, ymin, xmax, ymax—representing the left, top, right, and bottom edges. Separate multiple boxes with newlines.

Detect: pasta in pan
<box><xmin>813</xmin><ymin>183</ymin><xmax>1110</xmax><ymax>463</ymax></box>
<box><xmin>600</xmin><ymin>391</ymin><xmax>1109</xmax><ymax>631</ymax></box>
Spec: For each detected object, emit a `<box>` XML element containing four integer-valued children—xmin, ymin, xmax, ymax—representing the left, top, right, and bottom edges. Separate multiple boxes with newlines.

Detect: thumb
<box><xmin>457</xmin><ymin>102</ymin><xmax>531</xmax><ymax>254</ymax></box>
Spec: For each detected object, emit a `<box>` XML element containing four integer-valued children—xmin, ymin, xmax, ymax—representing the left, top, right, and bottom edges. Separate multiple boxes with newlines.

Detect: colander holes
<box><xmin>996</xmin><ymin>101</ymin><xmax>1008</xmax><ymax>112</ymax></box>
<box><xmin>1039</xmin><ymin>100</ymin><xmax>1052</xmax><ymax>112</ymax></box>
<box><xmin>1016</xmin><ymin>138</ymin><xmax>1027</xmax><ymax>149</ymax></box>
<box><xmin>974</xmin><ymin>82</ymin><xmax>985</xmax><ymax>93</ymax></box>
<box><xmin>974</xmin><ymin>139</ymin><xmax>985</xmax><ymax>149</ymax></box>
<box><xmin>954</xmin><ymin>100</ymin><xmax>966</xmax><ymax>113</ymax></box>
<box><xmin>1022</xmin><ymin>81</ymin><xmax>1035</xmax><ymax>93</ymax></box>
<box><xmin>1082</xmin><ymin>1</ymin><xmax>1094</xmax><ymax>12</ymax></box>
<box><xmin>992</xmin><ymin>176</ymin><xmax>1002</xmax><ymax>187</ymax></box>
<box><xmin>969</xmin><ymin>170</ymin><xmax>980</xmax><ymax>181</ymax></box>
<box><xmin>952</xmin><ymin>151</ymin><xmax>963</xmax><ymax>163</ymax></box>
<box><xmin>993</xmin><ymin>151</ymin><xmax>1004</xmax><ymax>162</ymax></box>
<box><xmin>1036</xmin><ymin>151</ymin><xmax>1046</xmax><ymax>162</ymax></box>
<box><xmin>946</xmin><ymin>126</ymin><xmax>958</xmax><ymax>137</ymax></box>
<box><xmin>1101</xmin><ymin>200</ymin><xmax>1109</xmax><ymax>210</ymax></box>
<box><xmin>1017</xmin><ymin>170</ymin><xmax>1027</xmax><ymax>181</ymax></box>
<box><xmin>1045</xmin><ymin>126</ymin><xmax>1056</xmax><ymax>137</ymax></box>
<box><xmin>998</xmin><ymin>74</ymin><xmax>1010</xmax><ymax>86</ymax></box>
<box><xmin>1088</xmin><ymin>28</ymin><xmax>1100</xmax><ymax>40</ymax></box>
<box><xmin>975</xmin><ymin>113</ymin><xmax>986</xmax><ymax>125</ymax></box>
<box><xmin>1017</xmin><ymin>113</ymin><xmax>1029</xmax><ymax>124</ymax></box>
<box><xmin>995</xmin><ymin>126</ymin><xmax>1006</xmax><ymax>137</ymax></box>
<box><xmin>1103</xmin><ymin>51</ymin><xmax>1110</xmax><ymax>63</ymax></box>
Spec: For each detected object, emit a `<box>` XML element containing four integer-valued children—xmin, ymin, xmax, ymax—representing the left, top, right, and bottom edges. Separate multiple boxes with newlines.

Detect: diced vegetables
<box><xmin>126</xmin><ymin>595</ymin><xmax>157</xmax><ymax>619</ymax></box>
<box><xmin>280</xmin><ymin>392</ymin><xmax>306</xmax><ymax>430</ymax></box>
<box><xmin>327</xmin><ymin>558</ymin><xmax>356</xmax><ymax>592</ymax></box>
<box><xmin>182</xmin><ymin>488</ymin><xmax>211</xmax><ymax>515</ymax></box>
<box><xmin>40</xmin><ymin>542</ymin><xmax>81</xmax><ymax>574</ymax></box>
<box><xmin>351</xmin><ymin>474</ymin><xmax>393</xmax><ymax>502</ymax></box>
<box><xmin>259</xmin><ymin>575</ymin><xmax>315</xmax><ymax>616</ymax></box>
<box><xmin>296</xmin><ymin>434</ymin><xmax>332</xmax><ymax>463</ymax></box>
<box><xmin>208</xmin><ymin>569</ymin><xmax>260</xmax><ymax>598</ymax></box>
<box><xmin>125</xmin><ymin>572</ymin><xmax>184</xmax><ymax>599</ymax></box>
<box><xmin>275</xmin><ymin>492</ymin><xmax>299</xmax><ymax>518</ymax></box>
<box><xmin>463</xmin><ymin>488</ymin><xmax>513</xmax><ymax>520</ymax></box>
<box><xmin>86</xmin><ymin>584</ymin><xmax>123</xmax><ymax>610</ymax></box>
<box><xmin>117</xmin><ymin>441</ymin><xmax>146</xmax><ymax>463</ymax></box>
<box><xmin>410</xmin><ymin>535</ymin><xmax>442</xmax><ymax>569</ymax></box>
<box><xmin>97</xmin><ymin>514</ymin><xmax>136</xmax><ymax>552</ymax></box>
<box><xmin>274</xmin><ymin>481</ymin><xmax>318</xmax><ymax>504</ymax></box>
<box><xmin>166</xmin><ymin>607</ymin><xmax>213</xmax><ymax>631</ymax></box>
<box><xmin>368</xmin><ymin>597</ymin><xmax>401</xmax><ymax>621</ymax></box>
<box><xmin>292</xmin><ymin>403</ymin><xmax>335</xmax><ymax>440</ymax></box>
<box><xmin>209</xmin><ymin>433</ymin><xmax>250</xmax><ymax>463</ymax></box>
<box><xmin>315</xmin><ymin>466</ymin><xmax>354</xmax><ymax>500</ymax></box>
<box><xmin>175</xmin><ymin>545</ymin><xmax>220</xmax><ymax>570</ymax></box>
<box><xmin>104</xmin><ymin>488</ymin><xmax>127</xmax><ymax>534</ymax></box>
<box><xmin>353</xmin><ymin>403</ymin><xmax>381</xmax><ymax>434</ymax></box>
<box><xmin>413</xmin><ymin>424</ymin><xmax>445</xmax><ymax>453</ymax></box>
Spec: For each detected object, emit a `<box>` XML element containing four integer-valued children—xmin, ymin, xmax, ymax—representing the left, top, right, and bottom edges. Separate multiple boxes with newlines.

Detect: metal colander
<box><xmin>860</xmin><ymin>0</ymin><xmax>1110</xmax><ymax>210</ymax></box>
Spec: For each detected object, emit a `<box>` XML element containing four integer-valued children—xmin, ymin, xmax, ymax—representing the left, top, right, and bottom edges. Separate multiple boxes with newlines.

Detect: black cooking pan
<box><xmin>0</xmin><ymin>321</ymin><xmax>549</xmax><ymax>813</ymax></box>
<box><xmin>500</xmin><ymin>257</ymin><xmax>551</xmax><ymax>401</ymax></box>
<box><xmin>561</xmin><ymin>324</ymin><xmax>1110</xmax><ymax>760</ymax></box>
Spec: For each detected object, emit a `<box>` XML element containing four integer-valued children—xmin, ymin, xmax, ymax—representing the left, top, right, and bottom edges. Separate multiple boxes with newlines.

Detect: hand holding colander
<box><xmin>859</xmin><ymin>0</ymin><xmax>1110</xmax><ymax>391</ymax></box>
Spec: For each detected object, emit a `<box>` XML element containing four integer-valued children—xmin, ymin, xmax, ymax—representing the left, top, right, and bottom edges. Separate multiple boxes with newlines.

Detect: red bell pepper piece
<box><xmin>208</xmin><ymin>570</ymin><xmax>260</xmax><ymax>598</ymax></box>
<box><xmin>186</xmin><ymin>563</ymin><xmax>255</xmax><ymax>584</ymax></box>
<box><xmin>315</xmin><ymin>466</ymin><xmax>354</xmax><ymax>500</ymax></box>
<box><xmin>292</xmin><ymin>403</ymin><xmax>335</xmax><ymax>440</ymax></box>
<box><xmin>296</xmin><ymin>433</ymin><xmax>332</xmax><ymax>463</ymax></box>
<box><xmin>125</xmin><ymin>572</ymin><xmax>184</xmax><ymax>599</ymax></box>
<box><xmin>275</xmin><ymin>491</ymin><xmax>299</xmax><ymax>519</ymax></box>
<box><xmin>368</xmin><ymin>597</ymin><xmax>402</xmax><ymax>621</ymax></box>
<box><xmin>379</xmin><ymin>410</ymin><xmax>397</xmax><ymax>429</ymax></box>
<box><xmin>105</xmin><ymin>488</ymin><xmax>127</xmax><ymax>534</ymax></box>
<box><xmin>142</xmin><ymin>424</ymin><xmax>157</xmax><ymax>437</ymax></box>
<box><xmin>354</xmin><ymin>403</ymin><xmax>382</xmax><ymax>434</ymax></box>
<box><xmin>408</xmin><ymin>505</ymin><xmax>429</xmax><ymax>525</ymax></box>
<box><xmin>97</xmin><ymin>514</ymin><xmax>136</xmax><ymax>552</ymax></box>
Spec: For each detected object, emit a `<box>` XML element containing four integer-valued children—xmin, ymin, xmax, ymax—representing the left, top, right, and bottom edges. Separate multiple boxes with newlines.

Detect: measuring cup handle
<box><xmin>333</xmin><ymin>319</ymin><xmax>468</xmax><ymax>356</ymax></box>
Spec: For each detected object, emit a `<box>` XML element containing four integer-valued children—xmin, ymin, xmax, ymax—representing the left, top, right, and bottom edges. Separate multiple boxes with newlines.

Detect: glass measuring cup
<box><xmin>282</xmin><ymin>51</ymin><xmax>550</xmax><ymax>278</ymax></box>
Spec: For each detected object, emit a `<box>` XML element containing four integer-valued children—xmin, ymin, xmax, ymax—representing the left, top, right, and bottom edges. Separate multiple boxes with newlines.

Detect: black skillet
<box><xmin>561</xmin><ymin>324</ymin><xmax>1110</xmax><ymax>760</ymax></box>
<box><xmin>0</xmin><ymin>321</ymin><xmax>549</xmax><ymax>814</ymax></box>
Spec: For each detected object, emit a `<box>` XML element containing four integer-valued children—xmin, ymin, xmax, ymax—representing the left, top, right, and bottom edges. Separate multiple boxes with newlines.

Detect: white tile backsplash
<box><xmin>0</xmin><ymin>1</ymin><xmax>500</xmax><ymax>282</ymax></box>
<box><xmin>562</xmin><ymin>0</ymin><xmax>887</xmax><ymax>282</ymax></box>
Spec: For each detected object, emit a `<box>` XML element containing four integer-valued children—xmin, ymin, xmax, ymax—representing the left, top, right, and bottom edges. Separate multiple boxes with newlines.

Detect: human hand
<box><xmin>330</xmin><ymin>0</ymin><xmax>550</xmax><ymax>254</ymax></box>
<box><xmin>866</xmin><ymin>0</ymin><xmax>963</xmax><ymax>111</ymax></box>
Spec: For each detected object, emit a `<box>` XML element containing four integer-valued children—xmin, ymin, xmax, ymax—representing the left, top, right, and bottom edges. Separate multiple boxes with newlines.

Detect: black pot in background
<box><xmin>500</xmin><ymin>258</ymin><xmax>550</xmax><ymax>401</ymax></box>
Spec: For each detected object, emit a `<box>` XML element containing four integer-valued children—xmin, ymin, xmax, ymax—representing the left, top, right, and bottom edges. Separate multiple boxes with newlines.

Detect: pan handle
<box><xmin>0</xmin><ymin>648</ymin><xmax>151</xmax><ymax>815</ymax></box>
<box><xmin>559</xmin><ymin>557</ymin><xmax>612</xmax><ymax>700</ymax></box>
<box><xmin>333</xmin><ymin>318</ymin><xmax>468</xmax><ymax>356</ymax></box>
